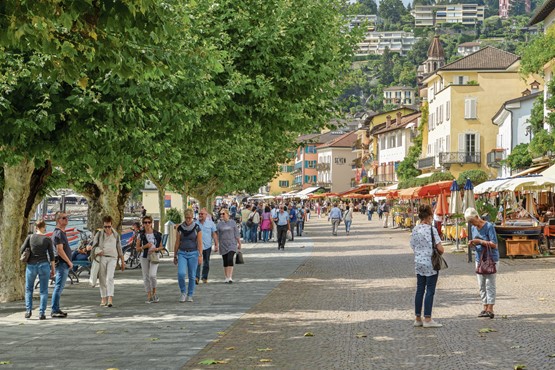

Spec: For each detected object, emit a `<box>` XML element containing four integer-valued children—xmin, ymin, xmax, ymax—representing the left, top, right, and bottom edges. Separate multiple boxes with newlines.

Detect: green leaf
<box><xmin>198</xmin><ymin>359</ymin><xmax>229</xmax><ymax>365</ymax></box>
<box><xmin>303</xmin><ymin>332</ymin><xmax>314</xmax><ymax>337</ymax></box>
<box><xmin>478</xmin><ymin>328</ymin><xmax>497</xmax><ymax>333</ymax></box>
<box><xmin>257</xmin><ymin>348</ymin><xmax>272</xmax><ymax>352</ymax></box>
<box><xmin>0</xmin><ymin>361</ymin><xmax>12</xmax><ymax>365</ymax></box>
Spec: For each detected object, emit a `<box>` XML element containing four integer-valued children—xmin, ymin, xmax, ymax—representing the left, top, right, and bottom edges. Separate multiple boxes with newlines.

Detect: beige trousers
<box><xmin>98</xmin><ymin>256</ymin><xmax>117</xmax><ymax>298</ymax></box>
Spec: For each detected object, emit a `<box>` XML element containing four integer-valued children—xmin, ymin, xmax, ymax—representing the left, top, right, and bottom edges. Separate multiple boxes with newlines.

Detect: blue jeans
<box><xmin>241</xmin><ymin>222</ymin><xmax>250</xmax><ymax>242</ymax></box>
<box><xmin>51</xmin><ymin>262</ymin><xmax>69</xmax><ymax>313</ymax></box>
<box><xmin>344</xmin><ymin>220</ymin><xmax>352</xmax><ymax>232</ymax></box>
<box><xmin>415</xmin><ymin>273</ymin><xmax>439</xmax><ymax>318</ymax></box>
<box><xmin>177</xmin><ymin>251</ymin><xmax>199</xmax><ymax>296</ymax></box>
<box><xmin>367</xmin><ymin>211</ymin><xmax>373</xmax><ymax>220</ymax></box>
<box><xmin>250</xmin><ymin>223</ymin><xmax>258</xmax><ymax>242</ymax></box>
<box><xmin>195</xmin><ymin>249</ymin><xmax>212</xmax><ymax>281</ymax></box>
<box><xmin>26</xmin><ymin>262</ymin><xmax>51</xmax><ymax>314</ymax></box>
<box><xmin>296</xmin><ymin>221</ymin><xmax>303</xmax><ymax>236</ymax></box>
<box><xmin>262</xmin><ymin>230</ymin><xmax>270</xmax><ymax>242</ymax></box>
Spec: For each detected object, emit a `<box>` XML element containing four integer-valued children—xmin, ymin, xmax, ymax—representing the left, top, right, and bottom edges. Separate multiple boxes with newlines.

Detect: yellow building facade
<box><xmin>268</xmin><ymin>162</ymin><xmax>295</xmax><ymax>195</ymax></box>
<box><xmin>418</xmin><ymin>47</ymin><xmax>542</xmax><ymax>179</ymax></box>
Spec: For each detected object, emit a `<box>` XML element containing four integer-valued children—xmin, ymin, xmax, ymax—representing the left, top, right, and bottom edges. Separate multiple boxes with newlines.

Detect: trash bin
<box><xmin>164</xmin><ymin>221</ymin><xmax>175</xmax><ymax>252</ymax></box>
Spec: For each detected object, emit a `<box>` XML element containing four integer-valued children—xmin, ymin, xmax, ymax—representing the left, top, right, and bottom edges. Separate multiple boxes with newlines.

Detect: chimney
<box><xmin>522</xmin><ymin>88</ymin><xmax>531</xmax><ymax>96</ymax></box>
<box><xmin>386</xmin><ymin>115</ymin><xmax>391</xmax><ymax>128</ymax></box>
<box><xmin>396</xmin><ymin>111</ymin><xmax>402</xmax><ymax>125</ymax></box>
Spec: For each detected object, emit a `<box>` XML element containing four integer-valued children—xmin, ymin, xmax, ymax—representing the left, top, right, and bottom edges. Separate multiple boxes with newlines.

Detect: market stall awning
<box><xmin>337</xmin><ymin>184</ymin><xmax>372</xmax><ymax>197</ymax></box>
<box><xmin>374</xmin><ymin>183</ymin><xmax>398</xmax><ymax>197</ymax></box>
<box><xmin>541</xmin><ymin>164</ymin><xmax>555</xmax><ymax>178</ymax></box>
<box><xmin>510</xmin><ymin>165</ymin><xmax>549</xmax><ymax>178</ymax></box>
<box><xmin>399</xmin><ymin>187</ymin><xmax>422</xmax><ymax>200</ymax></box>
<box><xmin>497</xmin><ymin>175</ymin><xmax>555</xmax><ymax>192</ymax></box>
<box><xmin>473</xmin><ymin>178</ymin><xmax>512</xmax><ymax>195</ymax></box>
<box><xmin>296</xmin><ymin>186</ymin><xmax>323</xmax><ymax>197</ymax></box>
<box><xmin>417</xmin><ymin>181</ymin><xmax>452</xmax><ymax>197</ymax></box>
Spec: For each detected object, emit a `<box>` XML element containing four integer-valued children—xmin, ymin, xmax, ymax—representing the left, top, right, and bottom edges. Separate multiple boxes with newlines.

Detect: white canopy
<box><xmin>474</xmin><ymin>178</ymin><xmax>512</xmax><ymax>194</ymax></box>
<box><xmin>497</xmin><ymin>175</ymin><xmax>555</xmax><ymax>191</ymax></box>
<box><xmin>295</xmin><ymin>186</ymin><xmax>322</xmax><ymax>196</ymax></box>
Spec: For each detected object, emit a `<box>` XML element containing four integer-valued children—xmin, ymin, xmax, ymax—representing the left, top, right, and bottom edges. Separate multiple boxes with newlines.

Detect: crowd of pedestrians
<box><xmin>21</xmin><ymin>199</ymin><xmax>499</xmax><ymax>331</ymax></box>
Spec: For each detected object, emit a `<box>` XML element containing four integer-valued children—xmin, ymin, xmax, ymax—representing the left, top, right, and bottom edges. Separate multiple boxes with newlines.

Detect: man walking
<box><xmin>382</xmin><ymin>201</ymin><xmax>390</xmax><ymax>228</ymax></box>
<box><xmin>274</xmin><ymin>204</ymin><xmax>290</xmax><ymax>250</ymax></box>
<box><xmin>328</xmin><ymin>203</ymin><xmax>343</xmax><ymax>236</ymax></box>
<box><xmin>270</xmin><ymin>204</ymin><xmax>278</xmax><ymax>242</ymax></box>
<box><xmin>196</xmin><ymin>208</ymin><xmax>219</xmax><ymax>284</ymax></box>
<box><xmin>240</xmin><ymin>204</ymin><xmax>251</xmax><ymax>243</ymax></box>
<box><xmin>50</xmin><ymin>212</ymin><xmax>72</xmax><ymax>318</ymax></box>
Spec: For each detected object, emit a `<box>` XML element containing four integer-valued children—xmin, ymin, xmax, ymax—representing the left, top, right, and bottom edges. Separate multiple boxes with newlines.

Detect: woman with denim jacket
<box><xmin>21</xmin><ymin>220</ymin><xmax>55</xmax><ymax>320</ymax></box>
<box><xmin>136</xmin><ymin>215</ymin><xmax>163</xmax><ymax>303</ymax></box>
<box><xmin>465</xmin><ymin>207</ymin><xmax>499</xmax><ymax>319</ymax></box>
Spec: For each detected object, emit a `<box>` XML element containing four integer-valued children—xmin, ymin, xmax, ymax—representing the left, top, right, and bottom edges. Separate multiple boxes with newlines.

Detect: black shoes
<box><xmin>24</xmin><ymin>311</ymin><xmax>31</xmax><ymax>319</ymax></box>
<box><xmin>51</xmin><ymin>310</ymin><xmax>68</xmax><ymax>318</ymax></box>
<box><xmin>478</xmin><ymin>310</ymin><xmax>494</xmax><ymax>319</ymax></box>
<box><xmin>39</xmin><ymin>314</ymin><xmax>46</xmax><ymax>320</ymax></box>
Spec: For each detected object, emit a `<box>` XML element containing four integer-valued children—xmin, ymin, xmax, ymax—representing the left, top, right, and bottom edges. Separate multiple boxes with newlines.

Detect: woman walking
<box><xmin>21</xmin><ymin>220</ymin><xmax>55</xmax><ymax>320</ymax></box>
<box><xmin>216</xmin><ymin>209</ymin><xmax>241</xmax><ymax>283</ymax></box>
<box><xmin>92</xmin><ymin>216</ymin><xmax>125</xmax><ymax>307</ymax></box>
<box><xmin>343</xmin><ymin>206</ymin><xmax>353</xmax><ymax>235</ymax></box>
<box><xmin>410</xmin><ymin>205</ymin><xmax>444</xmax><ymax>328</ymax></box>
<box><xmin>174</xmin><ymin>208</ymin><xmax>203</xmax><ymax>302</ymax></box>
<box><xmin>465</xmin><ymin>207</ymin><xmax>499</xmax><ymax>319</ymax></box>
<box><xmin>260</xmin><ymin>206</ymin><xmax>273</xmax><ymax>242</ymax></box>
<box><xmin>136</xmin><ymin>215</ymin><xmax>163</xmax><ymax>303</ymax></box>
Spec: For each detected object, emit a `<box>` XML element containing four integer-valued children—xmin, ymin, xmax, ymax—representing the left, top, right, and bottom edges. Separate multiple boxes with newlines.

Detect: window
<box><xmin>464</xmin><ymin>98</ymin><xmax>477</xmax><ymax>119</ymax></box>
<box><xmin>304</xmin><ymin>175</ymin><xmax>310</xmax><ymax>183</ymax></box>
<box><xmin>389</xmin><ymin>134</ymin><xmax>396</xmax><ymax>148</ymax></box>
<box><xmin>279</xmin><ymin>180</ymin><xmax>289</xmax><ymax>188</ymax></box>
<box><xmin>305</xmin><ymin>146</ymin><xmax>316</xmax><ymax>154</ymax></box>
<box><xmin>381</xmin><ymin>136</ymin><xmax>386</xmax><ymax>149</ymax></box>
<box><xmin>281</xmin><ymin>165</ymin><xmax>293</xmax><ymax>173</ymax></box>
<box><xmin>458</xmin><ymin>132</ymin><xmax>480</xmax><ymax>154</ymax></box>
<box><xmin>305</xmin><ymin>160</ymin><xmax>316</xmax><ymax>168</ymax></box>
<box><xmin>312</xmin><ymin>176</ymin><xmax>317</xmax><ymax>183</ymax></box>
<box><xmin>446</xmin><ymin>101</ymin><xmax>450</xmax><ymax>120</ymax></box>
<box><xmin>446</xmin><ymin>135</ymin><xmax>450</xmax><ymax>151</ymax></box>
<box><xmin>397</xmin><ymin>132</ymin><xmax>403</xmax><ymax>147</ymax></box>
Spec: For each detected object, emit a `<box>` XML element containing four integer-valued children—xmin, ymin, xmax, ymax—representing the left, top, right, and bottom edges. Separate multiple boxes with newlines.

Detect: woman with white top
<box><xmin>92</xmin><ymin>215</ymin><xmax>125</xmax><ymax>307</ymax></box>
<box><xmin>343</xmin><ymin>206</ymin><xmax>353</xmax><ymax>235</ymax></box>
<box><xmin>136</xmin><ymin>215</ymin><xmax>163</xmax><ymax>303</ymax></box>
<box><xmin>410</xmin><ymin>205</ymin><xmax>444</xmax><ymax>328</ymax></box>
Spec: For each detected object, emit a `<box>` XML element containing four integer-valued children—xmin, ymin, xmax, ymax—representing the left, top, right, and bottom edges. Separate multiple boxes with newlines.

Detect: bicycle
<box><xmin>122</xmin><ymin>243</ymin><xmax>142</xmax><ymax>269</ymax></box>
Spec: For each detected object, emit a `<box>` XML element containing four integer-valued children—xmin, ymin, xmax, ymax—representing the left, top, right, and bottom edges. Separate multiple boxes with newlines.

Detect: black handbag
<box><xmin>476</xmin><ymin>246</ymin><xmax>496</xmax><ymax>274</ymax></box>
<box><xmin>431</xmin><ymin>225</ymin><xmax>448</xmax><ymax>271</ymax></box>
<box><xmin>235</xmin><ymin>251</ymin><xmax>244</xmax><ymax>264</ymax></box>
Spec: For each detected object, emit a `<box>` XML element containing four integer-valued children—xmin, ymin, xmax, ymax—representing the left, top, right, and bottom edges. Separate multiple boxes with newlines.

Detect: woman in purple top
<box><xmin>260</xmin><ymin>206</ymin><xmax>272</xmax><ymax>242</ymax></box>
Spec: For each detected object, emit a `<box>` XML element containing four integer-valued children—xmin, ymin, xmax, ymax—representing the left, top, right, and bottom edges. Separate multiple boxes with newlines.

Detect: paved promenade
<box><xmin>2</xmin><ymin>214</ymin><xmax>555</xmax><ymax>369</ymax></box>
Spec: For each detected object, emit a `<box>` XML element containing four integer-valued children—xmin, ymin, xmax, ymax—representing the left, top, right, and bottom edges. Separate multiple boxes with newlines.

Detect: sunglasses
<box><xmin>143</xmin><ymin>221</ymin><xmax>152</xmax><ymax>224</ymax></box>
<box><xmin>103</xmin><ymin>226</ymin><xmax>111</xmax><ymax>229</ymax></box>
<box><xmin>60</xmin><ymin>217</ymin><xmax>68</xmax><ymax>220</ymax></box>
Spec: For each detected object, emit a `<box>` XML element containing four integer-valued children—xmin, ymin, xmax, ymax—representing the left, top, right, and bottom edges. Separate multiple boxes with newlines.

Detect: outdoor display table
<box><xmin>506</xmin><ymin>235</ymin><xmax>540</xmax><ymax>258</ymax></box>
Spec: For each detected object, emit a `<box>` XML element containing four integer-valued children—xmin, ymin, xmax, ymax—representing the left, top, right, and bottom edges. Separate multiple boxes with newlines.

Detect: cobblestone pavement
<box><xmin>185</xmin><ymin>214</ymin><xmax>555</xmax><ymax>370</ymax></box>
<box><xmin>2</xmin><ymin>214</ymin><xmax>555</xmax><ymax>369</ymax></box>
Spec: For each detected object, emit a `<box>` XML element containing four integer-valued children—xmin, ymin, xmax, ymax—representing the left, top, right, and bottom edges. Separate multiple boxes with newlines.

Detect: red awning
<box><xmin>417</xmin><ymin>181</ymin><xmax>453</xmax><ymax>198</ymax></box>
<box><xmin>337</xmin><ymin>184</ymin><xmax>372</xmax><ymax>197</ymax></box>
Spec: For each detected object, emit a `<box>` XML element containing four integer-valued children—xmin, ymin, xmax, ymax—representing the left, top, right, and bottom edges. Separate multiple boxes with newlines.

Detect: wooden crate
<box><xmin>506</xmin><ymin>239</ymin><xmax>539</xmax><ymax>257</ymax></box>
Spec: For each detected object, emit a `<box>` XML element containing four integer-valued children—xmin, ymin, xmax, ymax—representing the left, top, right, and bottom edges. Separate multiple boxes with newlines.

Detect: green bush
<box><xmin>166</xmin><ymin>208</ymin><xmax>182</xmax><ymax>225</ymax></box>
<box><xmin>457</xmin><ymin>169</ymin><xmax>490</xmax><ymax>187</ymax></box>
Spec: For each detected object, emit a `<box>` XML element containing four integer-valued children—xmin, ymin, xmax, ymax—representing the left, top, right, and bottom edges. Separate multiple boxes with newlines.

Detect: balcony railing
<box><xmin>486</xmin><ymin>149</ymin><xmax>505</xmax><ymax>168</ymax></box>
<box><xmin>373</xmin><ymin>174</ymin><xmax>396</xmax><ymax>183</ymax></box>
<box><xmin>439</xmin><ymin>152</ymin><xmax>481</xmax><ymax>165</ymax></box>
<box><xmin>417</xmin><ymin>156</ymin><xmax>435</xmax><ymax>169</ymax></box>
<box><xmin>351</xmin><ymin>157</ymin><xmax>363</xmax><ymax>169</ymax></box>
<box><xmin>317</xmin><ymin>181</ymin><xmax>332</xmax><ymax>188</ymax></box>
<box><xmin>317</xmin><ymin>163</ymin><xmax>330</xmax><ymax>171</ymax></box>
<box><xmin>351</xmin><ymin>139</ymin><xmax>363</xmax><ymax>151</ymax></box>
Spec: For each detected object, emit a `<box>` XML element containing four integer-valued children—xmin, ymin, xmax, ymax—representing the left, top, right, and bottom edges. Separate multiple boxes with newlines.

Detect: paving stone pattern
<box><xmin>184</xmin><ymin>214</ymin><xmax>555</xmax><ymax>370</ymax></box>
<box><xmin>1</xmin><ymin>214</ymin><xmax>555</xmax><ymax>369</ymax></box>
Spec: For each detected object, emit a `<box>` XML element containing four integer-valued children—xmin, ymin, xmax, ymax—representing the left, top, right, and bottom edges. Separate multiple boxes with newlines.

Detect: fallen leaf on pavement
<box><xmin>304</xmin><ymin>332</ymin><xmax>314</xmax><ymax>337</ymax></box>
<box><xmin>478</xmin><ymin>328</ymin><xmax>496</xmax><ymax>333</ymax></box>
<box><xmin>514</xmin><ymin>365</ymin><xmax>526</xmax><ymax>370</ymax></box>
<box><xmin>548</xmin><ymin>354</ymin><xmax>555</xmax><ymax>358</ymax></box>
<box><xmin>225</xmin><ymin>347</ymin><xmax>235</xmax><ymax>351</ymax></box>
<box><xmin>96</xmin><ymin>330</ymin><xmax>106</xmax><ymax>334</ymax></box>
<box><xmin>257</xmin><ymin>348</ymin><xmax>272</xmax><ymax>352</ymax></box>
<box><xmin>510</xmin><ymin>346</ymin><xmax>522</xmax><ymax>349</ymax></box>
<box><xmin>198</xmin><ymin>359</ymin><xmax>229</xmax><ymax>365</ymax></box>
<box><xmin>356</xmin><ymin>333</ymin><xmax>367</xmax><ymax>338</ymax></box>
<box><xmin>106</xmin><ymin>368</ymin><xmax>119</xmax><ymax>370</ymax></box>
<box><xmin>150</xmin><ymin>338</ymin><xmax>159</xmax><ymax>341</ymax></box>
<box><xmin>217</xmin><ymin>331</ymin><xmax>226</xmax><ymax>335</ymax></box>
<box><xmin>0</xmin><ymin>361</ymin><xmax>12</xmax><ymax>365</ymax></box>
<box><xmin>260</xmin><ymin>359</ymin><xmax>272</xmax><ymax>363</ymax></box>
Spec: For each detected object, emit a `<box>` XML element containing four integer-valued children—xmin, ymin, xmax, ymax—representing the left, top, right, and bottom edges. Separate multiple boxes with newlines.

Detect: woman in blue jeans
<box><xmin>174</xmin><ymin>208</ymin><xmax>203</xmax><ymax>302</ymax></box>
<box><xmin>410</xmin><ymin>205</ymin><xmax>444</xmax><ymax>328</ymax></box>
<box><xmin>20</xmin><ymin>220</ymin><xmax>55</xmax><ymax>320</ymax></box>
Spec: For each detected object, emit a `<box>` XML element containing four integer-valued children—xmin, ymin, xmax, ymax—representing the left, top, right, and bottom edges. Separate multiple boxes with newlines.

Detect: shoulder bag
<box><xmin>431</xmin><ymin>225</ymin><xmax>448</xmax><ymax>271</ymax></box>
<box><xmin>476</xmin><ymin>246</ymin><xmax>496</xmax><ymax>274</ymax></box>
<box><xmin>235</xmin><ymin>251</ymin><xmax>244</xmax><ymax>264</ymax></box>
<box><xmin>20</xmin><ymin>235</ymin><xmax>31</xmax><ymax>263</ymax></box>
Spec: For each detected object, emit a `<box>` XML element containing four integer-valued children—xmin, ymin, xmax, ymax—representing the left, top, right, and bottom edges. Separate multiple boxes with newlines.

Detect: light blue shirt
<box><xmin>196</xmin><ymin>219</ymin><xmax>217</xmax><ymax>250</ymax></box>
<box><xmin>329</xmin><ymin>207</ymin><xmax>342</xmax><ymax>220</ymax></box>
<box><xmin>276</xmin><ymin>211</ymin><xmax>289</xmax><ymax>226</ymax></box>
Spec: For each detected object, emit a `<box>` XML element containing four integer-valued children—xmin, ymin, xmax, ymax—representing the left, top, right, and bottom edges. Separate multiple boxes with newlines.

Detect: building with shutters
<box><xmin>417</xmin><ymin>46</ymin><xmax>542</xmax><ymax>178</ymax></box>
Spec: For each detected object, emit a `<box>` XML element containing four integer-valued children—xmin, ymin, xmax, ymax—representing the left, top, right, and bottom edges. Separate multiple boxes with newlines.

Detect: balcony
<box><xmin>351</xmin><ymin>139</ymin><xmax>363</xmax><ymax>151</ymax></box>
<box><xmin>486</xmin><ymin>149</ymin><xmax>505</xmax><ymax>168</ymax></box>
<box><xmin>351</xmin><ymin>157</ymin><xmax>363</xmax><ymax>169</ymax></box>
<box><xmin>373</xmin><ymin>174</ymin><xmax>396</xmax><ymax>183</ymax></box>
<box><xmin>317</xmin><ymin>163</ymin><xmax>330</xmax><ymax>171</ymax></box>
<box><xmin>317</xmin><ymin>181</ymin><xmax>332</xmax><ymax>188</ymax></box>
<box><xmin>439</xmin><ymin>152</ymin><xmax>481</xmax><ymax>166</ymax></box>
<box><xmin>417</xmin><ymin>156</ymin><xmax>435</xmax><ymax>169</ymax></box>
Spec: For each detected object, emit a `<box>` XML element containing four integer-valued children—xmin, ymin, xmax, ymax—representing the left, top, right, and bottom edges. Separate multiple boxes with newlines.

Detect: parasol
<box><xmin>449</xmin><ymin>180</ymin><xmax>463</xmax><ymax>250</ymax></box>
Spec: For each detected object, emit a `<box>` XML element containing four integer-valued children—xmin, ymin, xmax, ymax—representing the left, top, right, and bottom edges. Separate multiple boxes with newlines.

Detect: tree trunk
<box><xmin>82</xmin><ymin>177</ymin><xmax>125</xmax><ymax>233</ymax></box>
<box><xmin>0</xmin><ymin>159</ymin><xmax>51</xmax><ymax>302</ymax></box>
<box><xmin>157</xmin><ymin>185</ymin><xmax>166</xmax><ymax>227</ymax></box>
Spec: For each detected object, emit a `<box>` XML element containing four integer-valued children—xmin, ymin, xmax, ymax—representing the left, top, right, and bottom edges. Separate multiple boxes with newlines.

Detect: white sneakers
<box><xmin>422</xmin><ymin>320</ymin><xmax>442</xmax><ymax>328</ymax></box>
<box><xmin>185</xmin><ymin>296</ymin><xmax>194</xmax><ymax>302</ymax></box>
<box><xmin>414</xmin><ymin>319</ymin><xmax>443</xmax><ymax>328</ymax></box>
<box><xmin>179</xmin><ymin>293</ymin><xmax>187</xmax><ymax>303</ymax></box>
